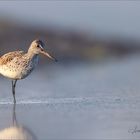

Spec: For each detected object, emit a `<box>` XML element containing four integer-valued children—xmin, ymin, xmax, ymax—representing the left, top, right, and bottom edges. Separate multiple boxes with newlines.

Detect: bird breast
<box><xmin>0</xmin><ymin>56</ymin><xmax>39</xmax><ymax>80</ymax></box>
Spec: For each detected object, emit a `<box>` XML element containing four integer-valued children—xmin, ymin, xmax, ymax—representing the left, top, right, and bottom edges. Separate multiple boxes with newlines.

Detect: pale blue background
<box><xmin>0</xmin><ymin>1</ymin><xmax>140</xmax><ymax>39</ymax></box>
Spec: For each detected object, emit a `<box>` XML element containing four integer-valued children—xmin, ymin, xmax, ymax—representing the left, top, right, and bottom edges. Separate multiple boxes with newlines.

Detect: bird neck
<box><xmin>27</xmin><ymin>50</ymin><xmax>38</xmax><ymax>60</ymax></box>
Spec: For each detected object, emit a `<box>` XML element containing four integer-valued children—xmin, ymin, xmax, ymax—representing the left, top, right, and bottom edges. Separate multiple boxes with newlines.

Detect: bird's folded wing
<box><xmin>0</xmin><ymin>51</ymin><xmax>24</xmax><ymax>65</ymax></box>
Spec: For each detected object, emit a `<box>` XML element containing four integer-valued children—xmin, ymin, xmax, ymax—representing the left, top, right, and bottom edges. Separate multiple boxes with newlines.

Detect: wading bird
<box><xmin>0</xmin><ymin>39</ymin><xmax>57</xmax><ymax>103</ymax></box>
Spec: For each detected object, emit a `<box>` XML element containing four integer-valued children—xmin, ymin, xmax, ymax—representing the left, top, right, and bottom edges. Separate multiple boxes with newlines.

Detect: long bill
<box><xmin>41</xmin><ymin>50</ymin><xmax>57</xmax><ymax>62</ymax></box>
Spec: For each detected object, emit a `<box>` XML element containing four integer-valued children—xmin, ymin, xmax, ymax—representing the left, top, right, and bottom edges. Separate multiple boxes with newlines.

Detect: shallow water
<box><xmin>0</xmin><ymin>55</ymin><xmax>140</xmax><ymax>139</ymax></box>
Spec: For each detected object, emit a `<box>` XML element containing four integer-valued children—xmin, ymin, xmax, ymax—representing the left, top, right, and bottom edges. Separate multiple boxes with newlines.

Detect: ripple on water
<box><xmin>0</xmin><ymin>96</ymin><xmax>140</xmax><ymax>110</ymax></box>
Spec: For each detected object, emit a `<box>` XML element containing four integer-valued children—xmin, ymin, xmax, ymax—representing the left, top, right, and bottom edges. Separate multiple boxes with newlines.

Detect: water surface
<box><xmin>0</xmin><ymin>55</ymin><xmax>140</xmax><ymax>139</ymax></box>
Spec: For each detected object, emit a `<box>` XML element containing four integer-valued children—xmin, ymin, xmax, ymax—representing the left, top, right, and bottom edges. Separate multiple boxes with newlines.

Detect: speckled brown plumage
<box><xmin>0</xmin><ymin>51</ymin><xmax>24</xmax><ymax>65</ymax></box>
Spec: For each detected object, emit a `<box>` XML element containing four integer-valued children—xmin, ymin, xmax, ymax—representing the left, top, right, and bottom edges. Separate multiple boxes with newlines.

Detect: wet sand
<box><xmin>0</xmin><ymin>56</ymin><xmax>140</xmax><ymax>139</ymax></box>
<box><xmin>0</xmin><ymin>100</ymin><xmax>140</xmax><ymax>140</ymax></box>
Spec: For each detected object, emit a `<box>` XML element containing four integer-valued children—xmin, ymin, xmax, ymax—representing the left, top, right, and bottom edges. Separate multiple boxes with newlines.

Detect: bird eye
<box><xmin>37</xmin><ymin>44</ymin><xmax>40</xmax><ymax>48</ymax></box>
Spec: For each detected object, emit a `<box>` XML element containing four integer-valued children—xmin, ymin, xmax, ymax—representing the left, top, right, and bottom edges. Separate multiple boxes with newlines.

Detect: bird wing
<box><xmin>0</xmin><ymin>51</ymin><xmax>24</xmax><ymax>65</ymax></box>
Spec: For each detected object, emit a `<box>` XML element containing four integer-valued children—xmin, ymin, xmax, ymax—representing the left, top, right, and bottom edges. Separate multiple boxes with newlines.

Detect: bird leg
<box><xmin>12</xmin><ymin>80</ymin><xmax>17</xmax><ymax>103</ymax></box>
<box><xmin>12</xmin><ymin>102</ymin><xmax>17</xmax><ymax>125</ymax></box>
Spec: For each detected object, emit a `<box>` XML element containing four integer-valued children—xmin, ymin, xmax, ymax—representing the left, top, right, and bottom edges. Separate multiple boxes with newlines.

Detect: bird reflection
<box><xmin>0</xmin><ymin>103</ymin><xmax>37</xmax><ymax>140</ymax></box>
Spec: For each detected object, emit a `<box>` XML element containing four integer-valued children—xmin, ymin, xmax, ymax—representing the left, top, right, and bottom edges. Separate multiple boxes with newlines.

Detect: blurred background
<box><xmin>0</xmin><ymin>1</ymin><xmax>140</xmax><ymax>139</ymax></box>
<box><xmin>0</xmin><ymin>1</ymin><xmax>140</xmax><ymax>63</ymax></box>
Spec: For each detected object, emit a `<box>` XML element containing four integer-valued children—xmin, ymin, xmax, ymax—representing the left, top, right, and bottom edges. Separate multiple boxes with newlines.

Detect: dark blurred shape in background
<box><xmin>0</xmin><ymin>1</ymin><xmax>140</xmax><ymax>65</ymax></box>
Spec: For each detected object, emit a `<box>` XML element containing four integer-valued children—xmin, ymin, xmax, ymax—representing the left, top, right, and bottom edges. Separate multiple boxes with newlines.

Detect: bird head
<box><xmin>29</xmin><ymin>39</ymin><xmax>57</xmax><ymax>62</ymax></box>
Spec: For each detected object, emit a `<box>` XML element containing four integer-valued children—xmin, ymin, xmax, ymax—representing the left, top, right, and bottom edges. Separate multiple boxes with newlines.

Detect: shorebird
<box><xmin>0</xmin><ymin>39</ymin><xmax>57</xmax><ymax>103</ymax></box>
